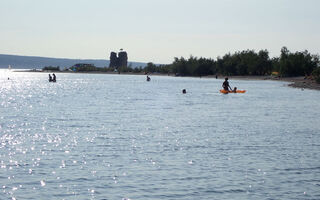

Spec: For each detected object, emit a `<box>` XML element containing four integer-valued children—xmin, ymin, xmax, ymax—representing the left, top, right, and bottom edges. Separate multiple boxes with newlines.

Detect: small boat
<box><xmin>220</xmin><ymin>89</ymin><xmax>246</xmax><ymax>94</ymax></box>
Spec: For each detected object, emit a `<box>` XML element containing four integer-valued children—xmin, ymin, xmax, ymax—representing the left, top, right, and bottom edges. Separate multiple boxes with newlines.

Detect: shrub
<box><xmin>42</xmin><ymin>66</ymin><xmax>60</xmax><ymax>71</ymax></box>
<box><xmin>312</xmin><ymin>67</ymin><xmax>320</xmax><ymax>83</ymax></box>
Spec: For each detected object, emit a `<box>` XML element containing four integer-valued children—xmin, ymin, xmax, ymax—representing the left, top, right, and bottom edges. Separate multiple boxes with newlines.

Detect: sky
<box><xmin>1</xmin><ymin>0</ymin><xmax>320</xmax><ymax>64</ymax></box>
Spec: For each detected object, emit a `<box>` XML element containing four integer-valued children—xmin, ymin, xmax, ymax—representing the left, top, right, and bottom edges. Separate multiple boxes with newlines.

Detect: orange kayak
<box><xmin>220</xmin><ymin>89</ymin><xmax>246</xmax><ymax>94</ymax></box>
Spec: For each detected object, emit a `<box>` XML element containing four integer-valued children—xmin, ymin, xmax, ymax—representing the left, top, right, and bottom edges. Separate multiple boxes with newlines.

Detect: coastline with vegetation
<box><xmin>21</xmin><ymin>47</ymin><xmax>320</xmax><ymax>90</ymax></box>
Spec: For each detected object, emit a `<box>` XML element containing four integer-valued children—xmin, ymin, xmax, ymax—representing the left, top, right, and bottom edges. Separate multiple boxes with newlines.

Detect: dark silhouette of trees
<box><xmin>144</xmin><ymin>62</ymin><xmax>158</xmax><ymax>73</ymax></box>
<box><xmin>42</xmin><ymin>66</ymin><xmax>60</xmax><ymax>71</ymax></box>
<box><xmin>161</xmin><ymin>47</ymin><xmax>318</xmax><ymax>77</ymax></box>
<box><xmin>65</xmin><ymin>47</ymin><xmax>319</xmax><ymax>79</ymax></box>
<box><xmin>167</xmin><ymin>50</ymin><xmax>273</xmax><ymax>76</ymax></box>
<box><xmin>277</xmin><ymin>47</ymin><xmax>319</xmax><ymax>76</ymax></box>
<box><xmin>312</xmin><ymin>67</ymin><xmax>320</xmax><ymax>83</ymax></box>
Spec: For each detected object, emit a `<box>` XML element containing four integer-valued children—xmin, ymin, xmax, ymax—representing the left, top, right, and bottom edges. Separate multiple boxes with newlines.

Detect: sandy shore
<box><xmin>279</xmin><ymin>77</ymin><xmax>320</xmax><ymax>90</ymax></box>
<box><xmin>225</xmin><ymin>75</ymin><xmax>320</xmax><ymax>91</ymax></box>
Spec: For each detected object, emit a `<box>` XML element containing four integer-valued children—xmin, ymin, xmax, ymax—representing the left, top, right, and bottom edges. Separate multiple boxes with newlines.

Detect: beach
<box><xmin>226</xmin><ymin>75</ymin><xmax>320</xmax><ymax>91</ymax></box>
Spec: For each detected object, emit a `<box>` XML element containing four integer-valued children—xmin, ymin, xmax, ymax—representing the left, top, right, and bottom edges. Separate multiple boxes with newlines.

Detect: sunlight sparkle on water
<box><xmin>0</xmin><ymin>70</ymin><xmax>320</xmax><ymax>199</ymax></box>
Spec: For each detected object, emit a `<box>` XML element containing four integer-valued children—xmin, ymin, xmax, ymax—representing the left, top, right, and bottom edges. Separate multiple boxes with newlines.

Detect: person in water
<box><xmin>49</xmin><ymin>74</ymin><xmax>53</xmax><ymax>82</ymax></box>
<box><xmin>146</xmin><ymin>75</ymin><xmax>151</xmax><ymax>81</ymax></box>
<box><xmin>222</xmin><ymin>77</ymin><xmax>232</xmax><ymax>91</ymax></box>
<box><xmin>52</xmin><ymin>73</ymin><xmax>56</xmax><ymax>82</ymax></box>
<box><xmin>182</xmin><ymin>89</ymin><xmax>186</xmax><ymax>94</ymax></box>
<box><xmin>233</xmin><ymin>87</ymin><xmax>237</xmax><ymax>92</ymax></box>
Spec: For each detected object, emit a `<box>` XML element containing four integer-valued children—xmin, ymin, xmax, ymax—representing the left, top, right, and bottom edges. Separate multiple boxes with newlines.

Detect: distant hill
<box><xmin>0</xmin><ymin>54</ymin><xmax>147</xmax><ymax>69</ymax></box>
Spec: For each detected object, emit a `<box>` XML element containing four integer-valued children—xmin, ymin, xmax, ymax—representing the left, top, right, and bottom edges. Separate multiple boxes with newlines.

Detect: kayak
<box><xmin>220</xmin><ymin>89</ymin><xmax>246</xmax><ymax>94</ymax></box>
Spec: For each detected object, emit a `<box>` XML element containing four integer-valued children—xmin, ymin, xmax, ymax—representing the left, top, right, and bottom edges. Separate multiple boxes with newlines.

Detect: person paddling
<box><xmin>222</xmin><ymin>77</ymin><xmax>232</xmax><ymax>91</ymax></box>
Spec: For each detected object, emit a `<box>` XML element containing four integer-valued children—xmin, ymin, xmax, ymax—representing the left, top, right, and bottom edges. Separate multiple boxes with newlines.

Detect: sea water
<box><xmin>1</xmin><ymin>70</ymin><xmax>320</xmax><ymax>199</ymax></box>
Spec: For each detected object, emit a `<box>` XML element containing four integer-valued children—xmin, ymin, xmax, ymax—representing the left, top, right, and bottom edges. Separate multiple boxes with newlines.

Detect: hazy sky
<box><xmin>1</xmin><ymin>0</ymin><xmax>320</xmax><ymax>63</ymax></box>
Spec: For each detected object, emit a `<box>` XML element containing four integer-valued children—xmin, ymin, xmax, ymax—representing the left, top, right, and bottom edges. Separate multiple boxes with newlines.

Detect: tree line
<box><xmin>143</xmin><ymin>47</ymin><xmax>319</xmax><ymax>78</ymax></box>
<box><xmin>43</xmin><ymin>47</ymin><xmax>320</xmax><ymax>82</ymax></box>
<box><xmin>123</xmin><ymin>47</ymin><xmax>319</xmax><ymax>79</ymax></box>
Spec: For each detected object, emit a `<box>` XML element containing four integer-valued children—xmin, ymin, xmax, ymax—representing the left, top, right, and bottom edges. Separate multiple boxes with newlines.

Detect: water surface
<box><xmin>1</xmin><ymin>70</ymin><xmax>320</xmax><ymax>199</ymax></box>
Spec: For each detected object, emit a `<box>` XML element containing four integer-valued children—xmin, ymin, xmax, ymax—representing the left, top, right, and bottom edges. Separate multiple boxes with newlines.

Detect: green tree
<box><xmin>144</xmin><ymin>62</ymin><xmax>157</xmax><ymax>73</ymax></box>
<box><xmin>312</xmin><ymin>67</ymin><xmax>320</xmax><ymax>83</ymax></box>
<box><xmin>278</xmin><ymin>47</ymin><xmax>318</xmax><ymax>76</ymax></box>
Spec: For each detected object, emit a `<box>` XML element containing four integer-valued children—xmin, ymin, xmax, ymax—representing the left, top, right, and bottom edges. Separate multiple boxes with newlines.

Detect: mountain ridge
<box><xmin>0</xmin><ymin>54</ymin><xmax>147</xmax><ymax>69</ymax></box>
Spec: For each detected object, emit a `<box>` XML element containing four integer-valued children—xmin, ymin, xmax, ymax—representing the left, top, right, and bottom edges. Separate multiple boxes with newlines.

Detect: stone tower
<box><xmin>109</xmin><ymin>51</ymin><xmax>128</xmax><ymax>68</ymax></box>
<box><xmin>109</xmin><ymin>52</ymin><xmax>118</xmax><ymax>68</ymax></box>
<box><xmin>118</xmin><ymin>51</ymin><xmax>128</xmax><ymax>67</ymax></box>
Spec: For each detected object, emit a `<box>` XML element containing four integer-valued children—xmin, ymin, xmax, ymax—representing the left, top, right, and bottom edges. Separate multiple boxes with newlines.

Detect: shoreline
<box><xmin>226</xmin><ymin>75</ymin><xmax>320</xmax><ymax>91</ymax></box>
<box><xmin>14</xmin><ymin>70</ymin><xmax>320</xmax><ymax>91</ymax></box>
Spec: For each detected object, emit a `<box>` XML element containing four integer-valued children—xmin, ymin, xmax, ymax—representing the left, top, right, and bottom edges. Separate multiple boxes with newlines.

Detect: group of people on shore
<box><xmin>48</xmin><ymin>73</ymin><xmax>56</xmax><ymax>82</ymax></box>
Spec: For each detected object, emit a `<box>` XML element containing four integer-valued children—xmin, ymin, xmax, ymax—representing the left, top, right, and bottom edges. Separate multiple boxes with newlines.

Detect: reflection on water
<box><xmin>1</xmin><ymin>70</ymin><xmax>320</xmax><ymax>199</ymax></box>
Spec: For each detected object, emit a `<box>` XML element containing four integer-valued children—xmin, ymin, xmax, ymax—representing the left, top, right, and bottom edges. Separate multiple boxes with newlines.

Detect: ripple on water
<box><xmin>1</xmin><ymin>71</ymin><xmax>320</xmax><ymax>199</ymax></box>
